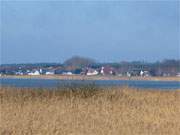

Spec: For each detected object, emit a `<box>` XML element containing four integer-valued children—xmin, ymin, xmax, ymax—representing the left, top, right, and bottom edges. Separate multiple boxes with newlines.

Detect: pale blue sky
<box><xmin>1</xmin><ymin>1</ymin><xmax>180</xmax><ymax>64</ymax></box>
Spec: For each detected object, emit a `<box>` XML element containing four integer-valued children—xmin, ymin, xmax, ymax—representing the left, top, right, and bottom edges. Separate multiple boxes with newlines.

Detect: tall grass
<box><xmin>0</xmin><ymin>86</ymin><xmax>180</xmax><ymax>135</ymax></box>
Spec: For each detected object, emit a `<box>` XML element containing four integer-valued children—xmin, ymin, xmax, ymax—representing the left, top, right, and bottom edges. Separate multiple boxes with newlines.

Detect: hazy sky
<box><xmin>1</xmin><ymin>1</ymin><xmax>179</xmax><ymax>64</ymax></box>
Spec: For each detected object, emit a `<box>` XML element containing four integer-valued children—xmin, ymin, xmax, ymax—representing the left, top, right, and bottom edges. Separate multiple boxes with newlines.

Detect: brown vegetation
<box><xmin>0</xmin><ymin>86</ymin><xmax>180</xmax><ymax>135</ymax></box>
<box><xmin>1</xmin><ymin>75</ymin><xmax>180</xmax><ymax>81</ymax></box>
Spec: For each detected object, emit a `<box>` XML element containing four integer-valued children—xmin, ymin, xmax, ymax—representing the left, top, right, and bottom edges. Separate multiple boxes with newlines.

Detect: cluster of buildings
<box><xmin>0</xmin><ymin>65</ymin><xmax>152</xmax><ymax>77</ymax></box>
<box><xmin>1</xmin><ymin>59</ymin><xmax>180</xmax><ymax>77</ymax></box>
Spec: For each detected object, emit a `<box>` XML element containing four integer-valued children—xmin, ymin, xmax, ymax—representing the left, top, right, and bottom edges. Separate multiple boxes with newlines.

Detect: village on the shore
<box><xmin>1</xmin><ymin>57</ymin><xmax>180</xmax><ymax>77</ymax></box>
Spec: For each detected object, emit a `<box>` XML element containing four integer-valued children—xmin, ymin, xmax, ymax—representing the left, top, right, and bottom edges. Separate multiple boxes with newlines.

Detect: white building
<box><xmin>127</xmin><ymin>72</ymin><xmax>131</xmax><ymax>77</ymax></box>
<box><xmin>86</xmin><ymin>69</ymin><xmax>99</xmax><ymax>76</ymax></box>
<box><xmin>28</xmin><ymin>71</ymin><xmax>40</xmax><ymax>75</ymax></box>
<box><xmin>140</xmin><ymin>70</ymin><xmax>144</xmax><ymax>77</ymax></box>
<box><xmin>62</xmin><ymin>72</ymin><xmax>73</xmax><ymax>75</ymax></box>
<box><xmin>16</xmin><ymin>71</ymin><xmax>23</xmax><ymax>75</ymax></box>
<box><xmin>100</xmin><ymin>67</ymin><xmax>105</xmax><ymax>75</ymax></box>
<box><xmin>39</xmin><ymin>69</ymin><xmax>43</xmax><ymax>74</ymax></box>
<box><xmin>144</xmin><ymin>71</ymin><xmax>150</xmax><ymax>77</ymax></box>
<box><xmin>45</xmin><ymin>71</ymin><xmax>54</xmax><ymax>75</ymax></box>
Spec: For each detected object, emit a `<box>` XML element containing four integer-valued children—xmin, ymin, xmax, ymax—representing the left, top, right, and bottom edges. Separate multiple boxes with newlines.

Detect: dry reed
<box><xmin>0</xmin><ymin>85</ymin><xmax>180</xmax><ymax>135</ymax></box>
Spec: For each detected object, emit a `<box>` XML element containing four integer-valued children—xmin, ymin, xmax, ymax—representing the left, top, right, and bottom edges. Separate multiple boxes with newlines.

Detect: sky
<box><xmin>1</xmin><ymin>1</ymin><xmax>180</xmax><ymax>64</ymax></box>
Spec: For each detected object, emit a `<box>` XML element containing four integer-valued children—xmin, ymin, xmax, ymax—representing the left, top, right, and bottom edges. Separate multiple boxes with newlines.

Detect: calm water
<box><xmin>0</xmin><ymin>78</ymin><xmax>180</xmax><ymax>90</ymax></box>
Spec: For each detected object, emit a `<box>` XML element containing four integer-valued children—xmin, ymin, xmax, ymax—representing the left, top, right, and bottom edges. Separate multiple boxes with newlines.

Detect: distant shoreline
<box><xmin>1</xmin><ymin>75</ymin><xmax>180</xmax><ymax>82</ymax></box>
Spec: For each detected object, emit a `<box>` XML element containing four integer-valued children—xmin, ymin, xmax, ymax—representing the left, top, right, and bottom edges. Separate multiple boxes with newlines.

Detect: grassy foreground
<box><xmin>0</xmin><ymin>86</ymin><xmax>180</xmax><ymax>135</ymax></box>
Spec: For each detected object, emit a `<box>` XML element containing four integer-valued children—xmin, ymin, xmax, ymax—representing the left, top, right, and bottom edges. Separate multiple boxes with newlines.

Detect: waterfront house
<box><xmin>28</xmin><ymin>70</ymin><xmax>40</xmax><ymax>75</ymax></box>
<box><xmin>45</xmin><ymin>71</ymin><xmax>55</xmax><ymax>75</ymax></box>
<box><xmin>143</xmin><ymin>71</ymin><xmax>150</xmax><ymax>77</ymax></box>
<box><xmin>62</xmin><ymin>71</ymin><xmax>73</xmax><ymax>75</ymax></box>
<box><xmin>86</xmin><ymin>68</ymin><xmax>99</xmax><ymax>76</ymax></box>
<box><xmin>100</xmin><ymin>66</ymin><xmax>116</xmax><ymax>75</ymax></box>
<box><xmin>15</xmin><ymin>71</ymin><xmax>24</xmax><ymax>75</ymax></box>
